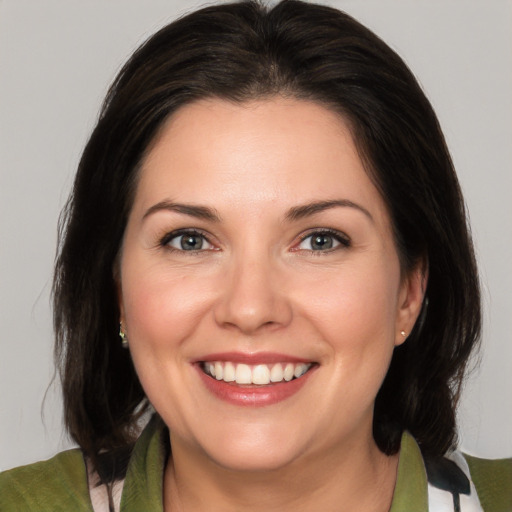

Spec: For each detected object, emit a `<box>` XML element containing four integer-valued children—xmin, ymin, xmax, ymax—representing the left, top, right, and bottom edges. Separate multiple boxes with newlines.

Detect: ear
<box><xmin>395</xmin><ymin>258</ymin><xmax>428</xmax><ymax>346</ymax></box>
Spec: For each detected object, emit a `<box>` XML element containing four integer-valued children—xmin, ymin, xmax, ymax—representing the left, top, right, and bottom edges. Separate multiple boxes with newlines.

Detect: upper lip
<box><xmin>193</xmin><ymin>352</ymin><xmax>314</xmax><ymax>365</ymax></box>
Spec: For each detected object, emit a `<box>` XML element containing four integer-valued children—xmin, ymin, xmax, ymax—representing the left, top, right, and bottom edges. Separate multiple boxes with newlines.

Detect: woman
<box><xmin>1</xmin><ymin>1</ymin><xmax>510</xmax><ymax>510</ymax></box>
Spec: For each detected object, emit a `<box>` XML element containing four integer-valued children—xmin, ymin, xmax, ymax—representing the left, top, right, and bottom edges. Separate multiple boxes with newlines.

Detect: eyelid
<box><xmin>159</xmin><ymin>228</ymin><xmax>218</xmax><ymax>252</ymax></box>
<box><xmin>292</xmin><ymin>228</ymin><xmax>351</xmax><ymax>252</ymax></box>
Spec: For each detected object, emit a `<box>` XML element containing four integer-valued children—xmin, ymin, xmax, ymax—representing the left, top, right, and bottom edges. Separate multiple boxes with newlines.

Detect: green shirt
<box><xmin>1</xmin><ymin>418</ymin><xmax>511</xmax><ymax>511</ymax></box>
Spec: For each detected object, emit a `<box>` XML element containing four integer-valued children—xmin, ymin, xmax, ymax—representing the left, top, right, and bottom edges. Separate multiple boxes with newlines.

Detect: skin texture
<box><xmin>118</xmin><ymin>98</ymin><xmax>425</xmax><ymax>511</ymax></box>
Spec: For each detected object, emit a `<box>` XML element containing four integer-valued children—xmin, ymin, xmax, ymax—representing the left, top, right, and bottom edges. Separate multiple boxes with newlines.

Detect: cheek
<box><xmin>119</xmin><ymin>267</ymin><xmax>216</xmax><ymax>425</ymax></box>
<box><xmin>120</xmin><ymin>263</ymin><xmax>215</xmax><ymax>351</ymax></box>
<box><xmin>301</xmin><ymin>263</ymin><xmax>399</xmax><ymax>340</ymax></box>
<box><xmin>297</xmin><ymin>260</ymin><xmax>401</xmax><ymax>394</ymax></box>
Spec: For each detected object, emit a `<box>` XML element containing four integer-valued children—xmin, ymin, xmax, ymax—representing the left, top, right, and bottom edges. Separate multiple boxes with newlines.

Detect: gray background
<box><xmin>1</xmin><ymin>0</ymin><xmax>511</xmax><ymax>470</ymax></box>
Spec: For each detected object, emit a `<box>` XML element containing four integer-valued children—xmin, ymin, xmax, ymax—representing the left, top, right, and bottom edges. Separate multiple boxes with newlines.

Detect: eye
<box><xmin>296</xmin><ymin>230</ymin><xmax>350</xmax><ymax>252</ymax></box>
<box><xmin>161</xmin><ymin>230</ymin><xmax>214</xmax><ymax>252</ymax></box>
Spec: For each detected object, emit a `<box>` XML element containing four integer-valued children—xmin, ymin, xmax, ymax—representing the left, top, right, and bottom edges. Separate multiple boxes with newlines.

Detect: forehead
<box><xmin>134</xmin><ymin>97</ymin><xmax>388</xmax><ymax>223</ymax></box>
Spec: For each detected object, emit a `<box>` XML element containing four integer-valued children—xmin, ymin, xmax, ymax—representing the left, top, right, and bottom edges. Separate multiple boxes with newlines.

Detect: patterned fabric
<box><xmin>1</xmin><ymin>417</ymin><xmax>510</xmax><ymax>511</ymax></box>
<box><xmin>427</xmin><ymin>451</ymin><xmax>483</xmax><ymax>512</ymax></box>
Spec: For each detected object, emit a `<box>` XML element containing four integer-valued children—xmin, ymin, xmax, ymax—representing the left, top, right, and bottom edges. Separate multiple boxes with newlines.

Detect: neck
<box><xmin>163</xmin><ymin>430</ymin><xmax>399</xmax><ymax>512</ymax></box>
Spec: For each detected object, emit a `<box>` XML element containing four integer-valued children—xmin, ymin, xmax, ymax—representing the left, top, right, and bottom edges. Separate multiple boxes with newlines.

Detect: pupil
<box><xmin>181</xmin><ymin>235</ymin><xmax>202</xmax><ymax>250</ymax></box>
<box><xmin>312</xmin><ymin>235</ymin><xmax>333</xmax><ymax>250</ymax></box>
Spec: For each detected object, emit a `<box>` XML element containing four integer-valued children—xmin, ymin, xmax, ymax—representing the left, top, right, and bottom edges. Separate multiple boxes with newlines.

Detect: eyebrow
<box><xmin>285</xmin><ymin>199</ymin><xmax>373</xmax><ymax>222</ymax></box>
<box><xmin>143</xmin><ymin>198</ymin><xmax>372</xmax><ymax>224</ymax></box>
<box><xmin>143</xmin><ymin>200</ymin><xmax>221</xmax><ymax>222</ymax></box>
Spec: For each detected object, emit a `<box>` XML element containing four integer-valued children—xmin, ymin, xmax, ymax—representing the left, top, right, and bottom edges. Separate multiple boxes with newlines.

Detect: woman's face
<box><xmin>119</xmin><ymin>98</ymin><xmax>423</xmax><ymax>471</ymax></box>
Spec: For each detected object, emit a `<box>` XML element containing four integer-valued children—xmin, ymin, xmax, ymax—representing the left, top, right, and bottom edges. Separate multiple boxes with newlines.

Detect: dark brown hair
<box><xmin>53</xmin><ymin>0</ymin><xmax>480</xmax><ymax>477</ymax></box>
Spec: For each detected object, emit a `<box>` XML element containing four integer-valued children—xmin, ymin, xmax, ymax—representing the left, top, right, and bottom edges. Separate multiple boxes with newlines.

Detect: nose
<box><xmin>213</xmin><ymin>253</ymin><xmax>293</xmax><ymax>335</ymax></box>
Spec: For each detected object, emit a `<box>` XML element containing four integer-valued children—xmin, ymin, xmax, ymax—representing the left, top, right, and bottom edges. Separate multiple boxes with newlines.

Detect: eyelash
<box><xmin>294</xmin><ymin>228</ymin><xmax>351</xmax><ymax>253</ymax></box>
<box><xmin>158</xmin><ymin>228</ymin><xmax>351</xmax><ymax>254</ymax></box>
<box><xmin>159</xmin><ymin>229</ymin><xmax>215</xmax><ymax>253</ymax></box>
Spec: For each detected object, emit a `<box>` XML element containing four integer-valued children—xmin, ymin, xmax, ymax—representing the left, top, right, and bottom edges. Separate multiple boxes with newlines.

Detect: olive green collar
<box><xmin>389</xmin><ymin>431</ymin><xmax>428</xmax><ymax>512</ymax></box>
<box><xmin>120</xmin><ymin>415</ymin><xmax>166</xmax><ymax>511</ymax></box>
<box><xmin>120</xmin><ymin>418</ymin><xmax>428</xmax><ymax>512</ymax></box>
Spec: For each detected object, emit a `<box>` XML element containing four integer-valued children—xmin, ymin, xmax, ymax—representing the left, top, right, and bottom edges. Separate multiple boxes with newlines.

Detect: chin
<box><xmin>207</xmin><ymin>444</ymin><xmax>302</xmax><ymax>473</ymax></box>
<box><xmin>191</xmin><ymin>421</ymin><xmax>310</xmax><ymax>473</ymax></box>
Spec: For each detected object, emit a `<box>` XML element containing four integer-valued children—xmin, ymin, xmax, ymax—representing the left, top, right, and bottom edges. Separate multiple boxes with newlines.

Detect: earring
<box><xmin>400</xmin><ymin>330</ymin><xmax>407</xmax><ymax>338</ymax></box>
<box><xmin>119</xmin><ymin>323</ymin><xmax>128</xmax><ymax>348</ymax></box>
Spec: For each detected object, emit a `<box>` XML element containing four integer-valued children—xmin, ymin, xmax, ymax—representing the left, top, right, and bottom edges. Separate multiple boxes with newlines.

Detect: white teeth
<box><xmin>214</xmin><ymin>362</ymin><xmax>223</xmax><ymax>380</ymax></box>
<box><xmin>270</xmin><ymin>363</ymin><xmax>284</xmax><ymax>382</ymax></box>
<box><xmin>235</xmin><ymin>363</ymin><xmax>252</xmax><ymax>384</ymax></box>
<box><xmin>252</xmin><ymin>364</ymin><xmax>270</xmax><ymax>385</ymax></box>
<box><xmin>223</xmin><ymin>362</ymin><xmax>235</xmax><ymax>382</ymax></box>
<box><xmin>294</xmin><ymin>363</ymin><xmax>308</xmax><ymax>378</ymax></box>
<box><xmin>203</xmin><ymin>361</ymin><xmax>312</xmax><ymax>385</ymax></box>
<box><xmin>283</xmin><ymin>363</ymin><xmax>294</xmax><ymax>381</ymax></box>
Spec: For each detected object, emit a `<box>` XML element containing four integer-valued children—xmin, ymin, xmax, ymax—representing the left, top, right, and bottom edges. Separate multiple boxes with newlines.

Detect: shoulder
<box><xmin>0</xmin><ymin>449</ymin><xmax>93</xmax><ymax>511</ymax></box>
<box><xmin>463</xmin><ymin>453</ymin><xmax>512</xmax><ymax>512</ymax></box>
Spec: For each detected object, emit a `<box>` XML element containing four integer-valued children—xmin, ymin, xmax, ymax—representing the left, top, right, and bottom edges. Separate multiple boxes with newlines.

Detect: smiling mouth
<box><xmin>201</xmin><ymin>361</ymin><xmax>313</xmax><ymax>386</ymax></box>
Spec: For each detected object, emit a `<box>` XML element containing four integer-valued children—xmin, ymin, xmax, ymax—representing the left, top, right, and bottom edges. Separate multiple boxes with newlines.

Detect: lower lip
<box><xmin>196</xmin><ymin>365</ymin><xmax>316</xmax><ymax>407</ymax></box>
